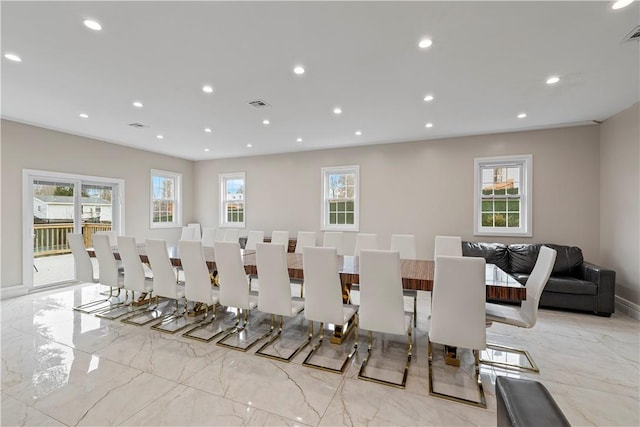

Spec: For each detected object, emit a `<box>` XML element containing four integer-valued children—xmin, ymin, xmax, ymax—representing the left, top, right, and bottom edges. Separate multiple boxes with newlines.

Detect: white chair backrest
<box><xmin>245</xmin><ymin>230</ymin><xmax>265</xmax><ymax>250</ymax></box>
<box><xmin>303</xmin><ymin>246</ymin><xmax>344</xmax><ymax>325</ymax></box>
<box><xmin>145</xmin><ymin>239</ymin><xmax>179</xmax><ymax>299</ymax></box>
<box><xmin>358</xmin><ymin>249</ymin><xmax>406</xmax><ymax>335</ymax></box>
<box><xmin>354</xmin><ymin>233</ymin><xmax>378</xmax><ymax>257</ymax></box>
<box><xmin>322</xmin><ymin>231</ymin><xmax>344</xmax><ymax>256</ymax></box>
<box><xmin>95</xmin><ymin>230</ymin><xmax>117</xmax><ymax>247</ymax></box>
<box><xmin>187</xmin><ymin>223</ymin><xmax>202</xmax><ymax>238</ymax></box>
<box><xmin>214</xmin><ymin>241</ymin><xmax>251</xmax><ymax>309</ymax></box>
<box><xmin>390</xmin><ymin>234</ymin><xmax>417</xmax><ymax>259</ymax></box>
<box><xmin>270</xmin><ymin>230</ymin><xmax>289</xmax><ymax>247</ymax></box>
<box><xmin>434</xmin><ymin>235</ymin><xmax>462</xmax><ymax>257</ymax></box>
<box><xmin>295</xmin><ymin>231</ymin><xmax>317</xmax><ymax>253</ymax></box>
<box><xmin>179</xmin><ymin>240</ymin><xmax>213</xmax><ymax>304</ymax></box>
<box><xmin>118</xmin><ymin>236</ymin><xmax>146</xmax><ymax>292</ymax></box>
<box><xmin>68</xmin><ymin>233</ymin><xmax>94</xmax><ymax>282</ymax></box>
<box><xmin>201</xmin><ymin>227</ymin><xmax>216</xmax><ymax>247</ymax></box>
<box><xmin>521</xmin><ymin>246</ymin><xmax>557</xmax><ymax>326</ymax></box>
<box><xmin>214</xmin><ymin>228</ymin><xmax>227</xmax><ymax>242</ymax></box>
<box><xmin>256</xmin><ymin>243</ymin><xmax>293</xmax><ymax>316</ymax></box>
<box><xmin>180</xmin><ymin>226</ymin><xmax>199</xmax><ymax>241</ymax></box>
<box><xmin>224</xmin><ymin>228</ymin><xmax>240</xmax><ymax>243</ymax></box>
<box><xmin>430</xmin><ymin>255</ymin><xmax>486</xmax><ymax>350</ymax></box>
<box><xmin>93</xmin><ymin>233</ymin><xmax>120</xmax><ymax>287</ymax></box>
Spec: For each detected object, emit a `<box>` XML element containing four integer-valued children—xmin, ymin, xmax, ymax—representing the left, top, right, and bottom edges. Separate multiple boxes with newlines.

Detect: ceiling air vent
<box><xmin>248</xmin><ymin>99</ymin><xmax>270</xmax><ymax>108</ymax></box>
<box><xmin>624</xmin><ymin>25</ymin><xmax>640</xmax><ymax>42</ymax></box>
<box><xmin>128</xmin><ymin>122</ymin><xmax>146</xmax><ymax>128</ymax></box>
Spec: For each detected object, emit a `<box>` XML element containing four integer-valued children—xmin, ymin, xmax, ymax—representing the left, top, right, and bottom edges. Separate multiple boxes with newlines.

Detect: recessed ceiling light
<box><xmin>83</xmin><ymin>19</ymin><xmax>102</xmax><ymax>31</ymax></box>
<box><xmin>4</xmin><ymin>53</ymin><xmax>22</xmax><ymax>62</ymax></box>
<box><xmin>423</xmin><ymin>94</ymin><xmax>434</xmax><ymax>102</ymax></box>
<box><xmin>333</xmin><ymin>107</ymin><xmax>342</xmax><ymax>115</ymax></box>
<box><xmin>202</xmin><ymin>85</ymin><xmax>213</xmax><ymax>93</ymax></box>
<box><xmin>262</xmin><ymin>119</ymin><xmax>270</xmax><ymax>125</ymax></box>
<box><xmin>517</xmin><ymin>113</ymin><xmax>527</xmax><ymax>119</ymax></box>
<box><xmin>296</xmin><ymin>138</ymin><xmax>303</xmax><ymax>142</ymax></box>
<box><xmin>132</xmin><ymin>101</ymin><xmax>143</xmax><ymax>108</ymax></box>
<box><xmin>204</xmin><ymin>148</ymin><xmax>210</xmax><ymax>152</ymax></box>
<box><xmin>156</xmin><ymin>135</ymin><xmax>164</xmax><ymax>139</ymax></box>
<box><xmin>546</xmin><ymin>76</ymin><xmax>560</xmax><ymax>85</ymax></box>
<box><xmin>79</xmin><ymin>113</ymin><xmax>88</xmax><ymax>119</ymax></box>
<box><xmin>612</xmin><ymin>0</ymin><xmax>634</xmax><ymax>9</ymax></box>
<box><xmin>418</xmin><ymin>39</ymin><xmax>433</xmax><ymax>49</ymax></box>
<box><xmin>293</xmin><ymin>65</ymin><xmax>305</xmax><ymax>75</ymax></box>
<box><xmin>247</xmin><ymin>144</ymin><xmax>253</xmax><ymax>148</ymax></box>
<box><xmin>355</xmin><ymin>131</ymin><xmax>362</xmax><ymax>136</ymax></box>
<box><xmin>204</xmin><ymin>128</ymin><xmax>212</xmax><ymax>133</ymax></box>
<box><xmin>425</xmin><ymin>123</ymin><xmax>433</xmax><ymax>128</ymax></box>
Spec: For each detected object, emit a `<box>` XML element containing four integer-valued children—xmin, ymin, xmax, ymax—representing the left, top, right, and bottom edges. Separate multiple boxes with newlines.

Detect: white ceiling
<box><xmin>2</xmin><ymin>1</ymin><xmax>638</xmax><ymax>161</ymax></box>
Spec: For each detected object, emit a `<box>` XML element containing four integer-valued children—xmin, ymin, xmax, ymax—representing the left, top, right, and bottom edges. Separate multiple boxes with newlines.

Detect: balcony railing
<box><xmin>33</xmin><ymin>223</ymin><xmax>112</xmax><ymax>257</ymax></box>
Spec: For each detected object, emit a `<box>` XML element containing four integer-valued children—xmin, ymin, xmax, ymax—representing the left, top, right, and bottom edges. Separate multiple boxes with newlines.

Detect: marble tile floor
<box><xmin>1</xmin><ymin>282</ymin><xmax>638</xmax><ymax>426</ymax></box>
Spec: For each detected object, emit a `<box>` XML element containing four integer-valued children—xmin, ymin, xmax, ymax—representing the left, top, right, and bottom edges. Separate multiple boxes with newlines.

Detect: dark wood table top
<box><xmin>90</xmin><ymin>244</ymin><xmax>526</xmax><ymax>301</ymax></box>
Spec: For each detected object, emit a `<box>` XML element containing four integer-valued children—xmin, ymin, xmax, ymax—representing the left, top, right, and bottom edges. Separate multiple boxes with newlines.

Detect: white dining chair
<box><xmin>95</xmin><ymin>230</ymin><xmax>118</xmax><ymax>247</ymax></box>
<box><xmin>482</xmin><ymin>246</ymin><xmax>557</xmax><ymax>372</ymax></box>
<box><xmin>358</xmin><ymin>249</ymin><xmax>412</xmax><ymax>388</ymax></box>
<box><xmin>90</xmin><ymin>233</ymin><xmax>126</xmax><ymax>315</ymax></box>
<box><xmin>201</xmin><ymin>227</ymin><xmax>216</xmax><ymax>247</ymax></box>
<box><xmin>147</xmin><ymin>239</ymin><xmax>189</xmax><ymax>333</ymax></box>
<box><xmin>302</xmin><ymin>246</ymin><xmax>358</xmax><ymax>373</ymax></box>
<box><xmin>429</xmin><ymin>255</ymin><xmax>487</xmax><ymax>407</ymax></box>
<box><xmin>354</xmin><ymin>233</ymin><xmax>378</xmax><ymax>256</ymax></box>
<box><xmin>180</xmin><ymin>226</ymin><xmax>199</xmax><ymax>241</ymax></box>
<box><xmin>179</xmin><ymin>240</ymin><xmax>220</xmax><ymax>341</ymax></box>
<box><xmin>254</xmin><ymin>243</ymin><xmax>308</xmax><ymax>361</ymax></box>
<box><xmin>245</xmin><ymin>230</ymin><xmax>265</xmax><ymax>250</ymax></box>
<box><xmin>224</xmin><ymin>228</ymin><xmax>240</xmax><ymax>243</ymax></box>
<box><xmin>270</xmin><ymin>230</ymin><xmax>290</xmax><ymax>247</ymax></box>
<box><xmin>434</xmin><ymin>235</ymin><xmax>462</xmax><ymax>257</ymax></box>
<box><xmin>215</xmin><ymin>242</ymin><xmax>261</xmax><ymax>351</ymax></box>
<box><xmin>295</xmin><ymin>231</ymin><xmax>317</xmax><ymax>253</ymax></box>
<box><xmin>214</xmin><ymin>228</ymin><xmax>227</xmax><ymax>243</ymax></box>
<box><xmin>187</xmin><ymin>223</ymin><xmax>202</xmax><ymax>239</ymax></box>
<box><xmin>322</xmin><ymin>231</ymin><xmax>345</xmax><ymax>256</ymax></box>
<box><xmin>70</xmin><ymin>233</ymin><xmax>113</xmax><ymax>313</ymax></box>
<box><xmin>391</xmin><ymin>234</ymin><xmax>418</xmax><ymax>326</ymax></box>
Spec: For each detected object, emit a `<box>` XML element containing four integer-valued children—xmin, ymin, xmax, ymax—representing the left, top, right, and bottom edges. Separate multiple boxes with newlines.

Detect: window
<box><xmin>150</xmin><ymin>169</ymin><xmax>181</xmax><ymax>228</ymax></box>
<box><xmin>219</xmin><ymin>172</ymin><xmax>245</xmax><ymax>228</ymax></box>
<box><xmin>474</xmin><ymin>155</ymin><xmax>532</xmax><ymax>236</ymax></box>
<box><xmin>322</xmin><ymin>165</ymin><xmax>359</xmax><ymax>231</ymax></box>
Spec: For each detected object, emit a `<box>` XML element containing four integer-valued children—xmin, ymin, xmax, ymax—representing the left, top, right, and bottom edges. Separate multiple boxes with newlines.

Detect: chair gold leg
<box><xmin>255</xmin><ymin>315</ymin><xmax>311</xmax><ymax>362</ymax></box>
<box><xmin>480</xmin><ymin>343</ymin><xmax>540</xmax><ymax>372</ymax></box>
<box><xmin>183</xmin><ymin>304</ymin><xmax>225</xmax><ymax>342</ymax></box>
<box><xmin>303</xmin><ymin>320</ymin><xmax>358</xmax><ymax>373</ymax></box>
<box><xmin>216</xmin><ymin>308</ymin><xmax>267</xmax><ymax>351</ymax></box>
<box><xmin>358</xmin><ymin>329</ymin><xmax>410</xmax><ymax>389</ymax></box>
<box><xmin>428</xmin><ymin>341</ymin><xmax>487</xmax><ymax>408</ymax></box>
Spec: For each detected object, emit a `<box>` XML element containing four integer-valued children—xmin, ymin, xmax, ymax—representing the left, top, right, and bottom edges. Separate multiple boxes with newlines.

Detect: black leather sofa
<box><xmin>462</xmin><ymin>242</ymin><xmax>616</xmax><ymax>316</ymax></box>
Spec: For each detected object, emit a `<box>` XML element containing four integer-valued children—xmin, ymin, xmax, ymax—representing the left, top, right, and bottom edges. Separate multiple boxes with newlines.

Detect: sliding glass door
<box><xmin>24</xmin><ymin>170</ymin><xmax>124</xmax><ymax>290</ymax></box>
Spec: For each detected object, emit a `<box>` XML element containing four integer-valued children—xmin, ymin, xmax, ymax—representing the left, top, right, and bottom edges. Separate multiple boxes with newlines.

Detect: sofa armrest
<box><xmin>575</xmin><ymin>262</ymin><xmax>616</xmax><ymax>315</ymax></box>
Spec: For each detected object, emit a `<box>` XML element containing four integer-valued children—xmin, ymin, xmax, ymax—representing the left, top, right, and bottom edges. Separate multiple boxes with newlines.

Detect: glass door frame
<box><xmin>22</xmin><ymin>169</ymin><xmax>125</xmax><ymax>291</ymax></box>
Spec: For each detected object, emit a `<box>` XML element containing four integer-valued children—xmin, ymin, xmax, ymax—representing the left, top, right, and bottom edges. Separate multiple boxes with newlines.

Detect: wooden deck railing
<box><xmin>33</xmin><ymin>223</ymin><xmax>112</xmax><ymax>257</ymax></box>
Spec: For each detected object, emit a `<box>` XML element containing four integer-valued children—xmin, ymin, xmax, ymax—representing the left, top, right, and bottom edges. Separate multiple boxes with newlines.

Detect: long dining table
<box><xmin>89</xmin><ymin>244</ymin><xmax>527</xmax><ymax>301</ymax></box>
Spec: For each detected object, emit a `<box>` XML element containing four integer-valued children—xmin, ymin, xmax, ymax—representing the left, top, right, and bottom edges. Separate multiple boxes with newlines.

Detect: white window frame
<box><xmin>150</xmin><ymin>169</ymin><xmax>182</xmax><ymax>229</ymax></box>
<box><xmin>321</xmin><ymin>165</ymin><xmax>360</xmax><ymax>232</ymax></box>
<box><xmin>474</xmin><ymin>155</ymin><xmax>532</xmax><ymax>237</ymax></box>
<box><xmin>219</xmin><ymin>172</ymin><xmax>246</xmax><ymax>229</ymax></box>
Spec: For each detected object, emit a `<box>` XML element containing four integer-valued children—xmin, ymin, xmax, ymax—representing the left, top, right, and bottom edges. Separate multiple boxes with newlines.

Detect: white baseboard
<box><xmin>0</xmin><ymin>284</ymin><xmax>28</xmax><ymax>300</ymax></box>
<box><xmin>615</xmin><ymin>296</ymin><xmax>640</xmax><ymax>320</ymax></box>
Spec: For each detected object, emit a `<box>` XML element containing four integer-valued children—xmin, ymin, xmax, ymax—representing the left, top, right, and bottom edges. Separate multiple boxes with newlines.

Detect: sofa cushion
<box><xmin>462</xmin><ymin>242</ymin><xmax>510</xmax><ymax>272</ymax></box>
<box><xmin>516</xmin><ymin>274</ymin><xmax>597</xmax><ymax>295</ymax></box>
<box><xmin>546</xmin><ymin>277</ymin><xmax>598</xmax><ymax>295</ymax></box>
<box><xmin>545</xmin><ymin>244</ymin><xmax>584</xmax><ymax>275</ymax></box>
<box><xmin>508</xmin><ymin>244</ymin><xmax>542</xmax><ymax>274</ymax></box>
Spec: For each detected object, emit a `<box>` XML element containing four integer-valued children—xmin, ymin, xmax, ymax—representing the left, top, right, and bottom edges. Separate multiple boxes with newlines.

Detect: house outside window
<box><xmin>220</xmin><ymin>172</ymin><xmax>245</xmax><ymax>228</ymax></box>
<box><xmin>322</xmin><ymin>165</ymin><xmax>359</xmax><ymax>231</ymax></box>
<box><xmin>474</xmin><ymin>155</ymin><xmax>532</xmax><ymax>237</ymax></box>
<box><xmin>150</xmin><ymin>169</ymin><xmax>182</xmax><ymax>228</ymax></box>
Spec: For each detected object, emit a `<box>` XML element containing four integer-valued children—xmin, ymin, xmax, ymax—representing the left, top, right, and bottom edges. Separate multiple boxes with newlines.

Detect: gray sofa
<box><xmin>462</xmin><ymin>242</ymin><xmax>616</xmax><ymax>316</ymax></box>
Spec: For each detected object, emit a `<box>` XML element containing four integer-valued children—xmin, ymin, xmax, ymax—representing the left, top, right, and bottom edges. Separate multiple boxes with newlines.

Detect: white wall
<box><xmin>1</xmin><ymin>119</ymin><xmax>195</xmax><ymax>288</ymax></box>
<box><xmin>600</xmin><ymin>103</ymin><xmax>640</xmax><ymax>306</ymax></box>
<box><xmin>195</xmin><ymin>125</ymin><xmax>601</xmax><ymax>261</ymax></box>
